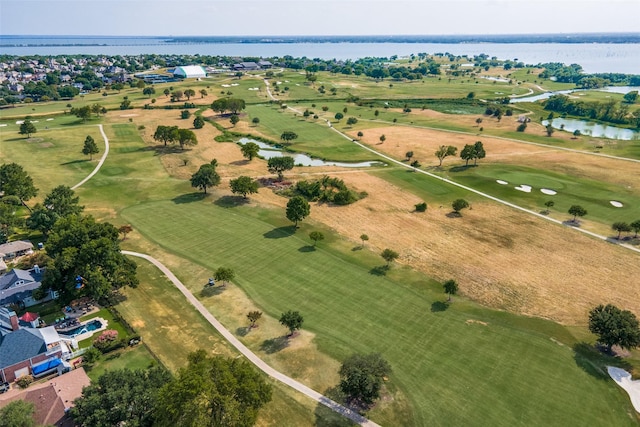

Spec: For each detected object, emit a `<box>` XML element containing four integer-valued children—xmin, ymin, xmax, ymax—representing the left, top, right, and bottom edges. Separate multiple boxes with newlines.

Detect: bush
<box><xmin>181</xmin><ymin>110</ymin><xmax>191</xmax><ymax>119</ymax></box>
<box><xmin>415</xmin><ymin>202</ymin><xmax>427</xmax><ymax>212</ymax></box>
<box><xmin>516</xmin><ymin>123</ymin><xmax>527</xmax><ymax>132</ymax></box>
<box><xmin>16</xmin><ymin>375</ymin><xmax>33</xmax><ymax>389</ymax></box>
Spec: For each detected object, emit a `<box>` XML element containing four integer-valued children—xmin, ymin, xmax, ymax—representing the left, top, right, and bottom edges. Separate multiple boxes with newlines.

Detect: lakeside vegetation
<box><xmin>1</xmin><ymin>51</ymin><xmax>639</xmax><ymax>426</ymax></box>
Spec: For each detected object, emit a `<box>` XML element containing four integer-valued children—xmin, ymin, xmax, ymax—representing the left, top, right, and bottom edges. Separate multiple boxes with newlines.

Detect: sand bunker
<box><xmin>515</xmin><ymin>185</ymin><xmax>532</xmax><ymax>193</ymax></box>
<box><xmin>610</xmin><ymin>201</ymin><xmax>624</xmax><ymax>208</ymax></box>
<box><xmin>0</xmin><ymin>124</ymin><xmax>6</xmax><ymax>127</ymax></box>
<box><xmin>608</xmin><ymin>367</ymin><xmax>640</xmax><ymax>413</ymax></box>
<box><xmin>496</xmin><ymin>180</ymin><xmax>508</xmax><ymax>185</ymax></box>
<box><xmin>119</xmin><ymin>114</ymin><xmax>138</xmax><ymax>117</ymax></box>
<box><xmin>46</xmin><ymin>118</ymin><xmax>54</xmax><ymax>121</ymax></box>
<box><xmin>541</xmin><ymin>189</ymin><xmax>557</xmax><ymax>195</ymax></box>
<box><xmin>248</xmin><ymin>88</ymin><xmax>259</xmax><ymax>91</ymax></box>
<box><xmin>15</xmin><ymin>120</ymin><xmax>24</xmax><ymax>125</ymax></box>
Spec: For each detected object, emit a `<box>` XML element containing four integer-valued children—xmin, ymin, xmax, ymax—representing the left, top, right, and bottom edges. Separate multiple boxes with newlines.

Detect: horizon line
<box><xmin>2</xmin><ymin>32</ymin><xmax>640</xmax><ymax>37</ymax></box>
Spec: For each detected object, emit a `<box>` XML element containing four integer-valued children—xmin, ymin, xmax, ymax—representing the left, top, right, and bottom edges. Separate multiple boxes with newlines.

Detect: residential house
<box><xmin>233</xmin><ymin>62</ymin><xmax>260</xmax><ymax>71</ymax></box>
<box><xmin>0</xmin><ymin>265</ymin><xmax>56</xmax><ymax>308</ymax></box>
<box><xmin>0</xmin><ymin>241</ymin><xmax>34</xmax><ymax>260</ymax></box>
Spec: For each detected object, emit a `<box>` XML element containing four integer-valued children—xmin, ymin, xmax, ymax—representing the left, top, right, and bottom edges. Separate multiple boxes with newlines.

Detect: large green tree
<box><xmin>452</xmin><ymin>199</ymin><xmax>469</xmax><ymax>215</ymax></box>
<box><xmin>267</xmin><ymin>156</ymin><xmax>294</xmax><ymax>181</ymax></box>
<box><xmin>71</xmin><ymin>366</ymin><xmax>171</xmax><ymax>427</ymax></box>
<box><xmin>230</xmin><ymin>176</ymin><xmax>259</xmax><ymax>199</ymax></box>
<box><xmin>71</xmin><ymin>105</ymin><xmax>92</xmax><ymax>122</ymax></box>
<box><xmin>568</xmin><ymin>205</ymin><xmax>587</xmax><ymax>221</ymax></box>
<box><xmin>19</xmin><ymin>119</ymin><xmax>37</xmax><ymax>138</ymax></box>
<box><xmin>435</xmin><ymin>145</ymin><xmax>457</xmax><ymax>167</ymax></box>
<box><xmin>0</xmin><ymin>163</ymin><xmax>38</xmax><ymax>209</ymax></box>
<box><xmin>211</xmin><ymin>98</ymin><xmax>246</xmax><ymax>115</ymax></box>
<box><xmin>82</xmin><ymin>135</ymin><xmax>100</xmax><ymax>160</ymax></box>
<box><xmin>27</xmin><ymin>185</ymin><xmax>83</xmax><ymax>235</ymax></box>
<box><xmin>190</xmin><ymin>161</ymin><xmax>220</xmax><ymax>194</ymax></box>
<box><xmin>279</xmin><ymin>310</ymin><xmax>304</xmax><ymax>336</ymax></box>
<box><xmin>285</xmin><ymin>196</ymin><xmax>310</xmax><ymax>227</ymax></box>
<box><xmin>240</xmin><ymin>142</ymin><xmax>260</xmax><ymax>161</ymax></box>
<box><xmin>176</xmin><ymin>128</ymin><xmax>198</xmax><ymax>150</ymax></box>
<box><xmin>339</xmin><ymin>353</ymin><xmax>391</xmax><ymax>406</ymax></box>
<box><xmin>280</xmin><ymin>131</ymin><xmax>298</xmax><ymax>143</ymax></box>
<box><xmin>588</xmin><ymin>304</ymin><xmax>640</xmax><ymax>352</ymax></box>
<box><xmin>153</xmin><ymin>125</ymin><xmax>179</xmax><ymax>146</ymax></box>
<box><xmin>611</xmin><ymin>222</ymin><xmax>631</xmax><ymax>239</ymax></box>
<box><xmin>460</xmin><ymin>141</ymin><xmax>486</xmax><ymax>166</ymax></box>
<box><xmin>0</xmin><ymin>400</ymin><xmax>36</xmax><ymax>427</ymax></box>
<box><xmin>156</xmin><ymin>350</ymin><xmax>272</xmax><ymax>427</ymax></box>
<box><xmin>443</xmin><ymin>279</ymin><xmax>459</xmax><ymax>302</ymax></box>
<box><xmin>381</xmin><ymin>248</ymin><xmax>399</xmax><ymax>266</ymax></box>
<box><xmin>213</xmin><ymin>266</ymin><xmax>235</xmax><ymax>286</ymax></box>
<box><xmin>42</xmin><ymin>214</ymin><xmax>138</xmax><ymax>304</ymax></box>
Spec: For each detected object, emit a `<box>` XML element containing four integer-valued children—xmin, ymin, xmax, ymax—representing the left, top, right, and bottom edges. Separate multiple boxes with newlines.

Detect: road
<box><xmin>122</xmin><ymin>250</ymin><xmax>380</xmax><ymax>427</ymax></box>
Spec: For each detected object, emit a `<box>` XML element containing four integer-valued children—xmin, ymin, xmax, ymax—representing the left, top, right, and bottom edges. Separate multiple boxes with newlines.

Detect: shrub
<box><xmin>516</xmin><ymin>123</ymin><xmax>527</xmax><ymax>132</ymax></box>
<box><xmin>415</xmin><ymin>202</ymin><xmax>427</xmax><ymax>212</ymax></box>
<box><xmin>16</xmin><ymin>375</ymin><xmax>34</xmax><ymax>389</ymax></box>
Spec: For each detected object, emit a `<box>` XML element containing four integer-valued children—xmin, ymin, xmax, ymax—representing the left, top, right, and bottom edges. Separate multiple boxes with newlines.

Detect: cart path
<box><xmin>71</xmin><ymin>124</ymin><xmax>109</xmax><ymax>190</ymax></box>
<box><xmin>121</xmin><ymin>250</ymin><xmax>380</xmax><ymax>427</ymax></box>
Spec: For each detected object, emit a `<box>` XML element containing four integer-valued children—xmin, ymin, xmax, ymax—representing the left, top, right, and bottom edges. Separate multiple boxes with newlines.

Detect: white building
<box><xmin>173</xmin><ymin>65</ymin><xmax>207</xmax><ymax>79</ymax></box>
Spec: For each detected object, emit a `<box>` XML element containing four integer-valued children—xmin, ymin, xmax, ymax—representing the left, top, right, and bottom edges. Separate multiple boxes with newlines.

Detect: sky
<box><xmin>1</xmin><ymin>0</ymin><xmax>639</xmax><ymax>36</ymax></box>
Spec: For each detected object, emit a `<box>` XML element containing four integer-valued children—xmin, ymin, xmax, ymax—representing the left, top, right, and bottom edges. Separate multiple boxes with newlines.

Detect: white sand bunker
<box><xmin>221</xmin><ymin>84</ymin><xmax>230</xmax><ymax>87</ymax></box>
<box><xmin>46</xmin><ymin>118</ymin><xmax>54</xmax><ymax>121</ymax></box>
<box><xmin>0</xmin><ymin>124</ymin><xmax>7</xmax><ymax>127</ymax></box>
<box><xmin>515</xmin><ymin>185</ymin><xmax>532</xmax><ymax>193</ymax></box>
<box><xmin>15</xmin><ymin>120</ymin><xmax>24</xmax><ymax>125</ymax></box>
<box><xmin>541</xmin><ymin>189</ymin><xmax>557</xmax><ymax>195</ymax></box>
<box><xmin>496</xmin><ymin>180</ymin><xmax>508</xmax><ymax>185</ymax></box>
<box><xmin>610</xmin><ymin>201</ymin><xmax>624</xmax><ymax>208</ymax></box>
<box><xmin>608</xmin><ymin>366</ymin><xmax>640</xmax><ymax>413</ymax></box>
<box><xmin>248</xmin><ymin>87</ymin><xmax>259</xmax><ymax>91</ymax></box>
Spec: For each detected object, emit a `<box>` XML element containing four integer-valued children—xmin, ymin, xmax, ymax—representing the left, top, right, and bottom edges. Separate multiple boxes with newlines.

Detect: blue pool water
<box><xmin>60</xmin><ymin>319</ymin><xmax>102</xmax><ymax>337</ymax></box>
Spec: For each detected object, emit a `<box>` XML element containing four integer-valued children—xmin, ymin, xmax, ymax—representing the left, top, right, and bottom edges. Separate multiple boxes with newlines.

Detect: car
<box><xmin>0</xmin><ymin>382</ymin><xmax>9</xmax><ymax>393</ymax></box>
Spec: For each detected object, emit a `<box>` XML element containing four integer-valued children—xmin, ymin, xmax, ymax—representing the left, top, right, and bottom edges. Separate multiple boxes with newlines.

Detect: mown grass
<box><xmin>85</xmin><ymin>345</ymin><xmax>157</xmax><ymax>382</ymax></box>
<box><xmin>122</xmin><ymin>198</ymin><xmax>638</xmax><ymax>426</ymax></box>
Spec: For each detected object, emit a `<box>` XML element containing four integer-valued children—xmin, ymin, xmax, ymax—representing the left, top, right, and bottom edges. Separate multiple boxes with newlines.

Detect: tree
<box><xmin>190</xmin><ymin>162</ymin><xmax>220</xmax><ymax>194</ymax></box>
<box><xmin>230</xmin><ymin>176</ymin><xmax>259</xmax><ymax>199</ymax></box>
<box><xmin>475</xmin><ymin>117</ymin><xmax>483</xmax><ymax>126</ymax></box>
<box><xmin>357</xmin><ymin>131</ymin><xmax>364</xmax><ymax>139</ymax></box>
<box><xmin>405</xmin><ymin>151</ymin><xmax>414</xmax><ymax>161</ymax></box>
<box><xmin>153</xmin><ymin>125</ymin><xmax>179</xmax><ymax>146</ymax></box>
<box><xmin>460</xmin><ymin>141</ymin><xmax>485</xmax><ymax>166</ymax></box>
<box><xmin>545</xmin><ymin>124</ymin><xmax>555</xmax><ymax>137</ymax></box>
<box><xmin>143</xmin><ymin>86</ymin><xmax>155</xmax><ymax>97</ymax></box>
<box><xmin>589</xmin><ymin>304</ymin><xmax>640</xmax><ymax>352</ymax></box>
<box><xmin>171</xmin><ymin>90</ymin><xmax>183</xmax><ymax>101</ymax></box>
<box><xmin>71</xmin><ymin>105</ymin><xmax>92</xmax><ymax>122</ymax></box>
<box><xmin>279</xmin><ymin>310</ymin><xmax>304</xmax><ymax>336</ymax></box>
<box><xmin>181</xmin><ymin>109</ymin><xmax>191</xmax><ymax>119</ymax></box>
<box><xmin>309</xmin><ymin>231</ymin><xmax>324</xmax><ymax>246</ymax></box>
<box><xmin>27</xmin><ymin>185</ymin><xmax>83</xmax><ymax>235</ymax></box>
<box><xmin>517</xmin><ymin>122</ymin><xmax>527</xmax><ymax>132</ymax></box>
<box><xmin>184</xmin><ymin>89</ymin><xmax>195</xmax><ymax>100</ymax></box>
<box><xmin>379</xmin><ymin>134</ymin><xmax>386</xmax><ymax>144</ymax></box>
<box><xmin>286</xmin><ymin>196</ymin><xmax>310</xmax><ymax>227</ymax></box>
<box><xmin>410</xmin><ymin>160</ymin><xmax>421</xmax><ymax>170</ymax></box>
<box><xmin>267</xmin><ymin>156</ymin><xmax>295</xmax><ymax>181</ymax></box>
<box><xmin>229</xmin><ymin>114</ymin><xmax>240</xmax><ymax>126</ymax></box>
<box><xmin>381</xmin><ymin>248</ymin><xmax>399</xmax><ymax>266</ymax></box>
<box><xmin>247</xmin><ymin>310</ymin><xmax>263</xmax><ymax>329</ymax></box>
<box><xmin>334</xmin><ymin>112</ymin><xmax>344</xmax><ymax>121</ymax></box>
<box><xmin>72</xmin><ymin>366</ymin><xmax>171</xmax><ymax>427</ymax></box>
<box><xmin>176</xmin><ymin>128</ymin><xmax>198</xmax><ymax>150</ymax></box>
<box><xmin>443</xmin><ymin>279</ymin><xmax>458</xmax><ymax>301</ymax></box>
<box><xmin>19</xmin><ymin>119</ymin><xmax>37</xmax><ymax>138</ymax></box>
<box><xmin>252</xmin><ymin>117</ymin><xmax>260</xmax><ymax>126</ymax></box>
<box><xmin>339</xmin><ymin>353</ymin><xmax>391</xmax><ymax>406</ymax></box>
<box><xmin>0</xmin><ymin>163</ymin><xmax>38</xmax><ymax>208</ymax></box>
<box><xmin>631</xmin><ymin>220</ymin><xmax>640</xmax><ymax>238</ymax></box>
<box><xmin>280</xmin><ymin>131</ymin><xmax>298</xmax><ymax>143</ymax></box>
<box><xmin>118</xmin><ymin>224</ymin><xmax>133</xmax><ymax>240</ymax></box>
<box><xmin>452</xmin><ymin>199</ymin><xmax>469</xmax><ymax>215</ymax></box>
<box><xmin>156</xmin><ymin>350</ymin><xmax>271</xmax><ymax>427</ymax></box>
<box><xmin>240</xmin><ymin>142</ymin><xmax>260</xmax><ymax>161</ymax></box>
<box><xmin>214</xmin><ymin>267</ymin><xmax>235</xmax><ymax>286</ymax></box>
<box><xmin>82</xmin><ymin>135</ymin><xmax>100</xmax><ymax>160</ymax></box>
<box><xmin>435</xmin><ymin>145</ymin><xmax>457</xmax><ymax>167</ymax></box>
<box><xmin>568</xmin><ymin>205</ymin><xmax>587</xmax><ymax>221</ymax></box>
<box><xmin>163</xmin><ymin>88</ymin><xmax>170</xmax><ymax>97</ymax></box>
<box><xmin>544</xmin><ymin>200</ymin><xmax>555</xmax><ymax>214</ymax></box>
<box><xmin>193</xmin><ymin>115</ymin><xmax>205</xmax><ymax>129</ymax></box>
<box><xmin>346</xmin><ymin>117</ymin><xmax>358</xmax><ymax>125</ymax></box>
<box><xmin>415</xmin><ymin>202</ymin><xmax>427</xmax><ymax>212</ymax></box>
<box><xmin>91</xmin><ymin>103</ymin><xmax>106</xmax><ymax>117</ymax></box>
<box><xmin>611</xmin><ymin>222</ymin><xmax>631</xmax><ymax>239</ymax></box>
<box><xmin>0</xmin><ymin>400</ymin><xmax>36</xmax><ymax>427</ymax></box>
<box><xmin>360</xmin><ymin>234</ymin><xmax>369</xmax><ymax>248</ymax></box>
<box><xmin>199</xmin><ymin>89</ymin><xmax>208</xmax><ymax>98</ymax></box>
<box><xmin>623</xmin><ymin>90</ymin><xmax>638</xmax><ymax>104</ymax></box>
<box><xmin>572</xmin><ymin>129</ymin><xmax>581</xmax><ymax>138</ymax></box>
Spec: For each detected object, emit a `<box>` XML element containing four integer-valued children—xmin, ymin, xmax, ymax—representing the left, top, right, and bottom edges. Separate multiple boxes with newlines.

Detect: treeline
<box><xmin>286</xmin><ymin>176</ymin><xmax>366</xmax><ymax>206</ymax></box>
<box><xmin>539</xmin><ymin>62</ymin><xmax>640</xmax><ymax>87</ymax></box>
<box><xmin>543</xmin><ymin>94</ymin><xmax>640</xmax><ymax>127</ymax></box>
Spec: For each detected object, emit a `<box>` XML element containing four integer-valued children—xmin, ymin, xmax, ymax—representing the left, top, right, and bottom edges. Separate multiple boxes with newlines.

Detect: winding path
<box><xmin>71</xmin><ymin>124</ymin><xmax>109</xmax><ymax>190</ymax></box>
<box><xmin>122</xmin><ymin>250</ymin><xmax>380</xmax><ymax>427</ymax></box>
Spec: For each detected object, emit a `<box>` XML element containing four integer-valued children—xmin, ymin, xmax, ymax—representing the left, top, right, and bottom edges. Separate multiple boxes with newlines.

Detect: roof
<box><xmin>0</xmin><ymin>329</ymin><xmax>46</xmax><ymax>369</ymax></box>
<box><xmin>0</xmin><ymin>240</ymin><xmax>33</xmax><ymax>257</ymax></box>
<box><xmin>173</xmin><ymin>65</ymin><xmax>206</xmax><ymax>77</ymax></box>
<box><xmin>19</xmin><ymin>312</ymin><xmax>38</xmax><ymax>322</ymax></box>
<box><xmin>0</xmin><ymin>268</ymin><xmax>42</xmax><ymax>290</ymax></box>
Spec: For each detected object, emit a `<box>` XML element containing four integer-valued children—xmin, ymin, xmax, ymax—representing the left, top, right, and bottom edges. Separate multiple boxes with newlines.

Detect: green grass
<box><xmin>121</xmin><ymin>198</ymin><xmax>638</xmax><ymax>426</ymax></box>
<box><xmin>85</xmin><ymin>345</ymin><xmax>157</xmax><ymax>381</ymax></box>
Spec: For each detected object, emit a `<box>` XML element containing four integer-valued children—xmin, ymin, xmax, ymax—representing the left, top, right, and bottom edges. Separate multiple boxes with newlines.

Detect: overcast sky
<box><xmin>1</xmin><ymin>0</ymin><xmax>638</xmax><ymax>36</ymax></box>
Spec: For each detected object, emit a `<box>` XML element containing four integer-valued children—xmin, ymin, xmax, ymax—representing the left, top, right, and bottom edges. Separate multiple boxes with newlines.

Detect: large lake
<box><xmin>1</xmin><ymin>36</ymin><xmax>639</xmax><ymax>74</ymax></box>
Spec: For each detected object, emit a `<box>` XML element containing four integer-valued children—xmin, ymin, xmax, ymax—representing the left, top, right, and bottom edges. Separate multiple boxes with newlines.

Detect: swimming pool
<box><xmin>59</xmin><ymin>319</ymin><xmax>103</xmax><ymax>337</ymax></box>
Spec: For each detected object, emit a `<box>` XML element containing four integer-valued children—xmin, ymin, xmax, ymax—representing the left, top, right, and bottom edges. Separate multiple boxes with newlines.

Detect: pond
<box><xmin>238</xmin><ymin>138</ymin><xmax>385</xmax><ymax>168</ymax></box>
<box><xmin>541</xmin><ymin>118</ymin><xmax>639</xmax><ymax>140</ymax></box>
<box><xmin>511</xmin><ymin>86</ymin><xmax>639</xmax><ymax>103</ymax></box>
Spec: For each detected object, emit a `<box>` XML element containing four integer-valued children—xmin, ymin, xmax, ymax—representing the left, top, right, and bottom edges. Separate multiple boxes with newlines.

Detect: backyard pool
<box><xmin>59</xmin><ymin>319</ymin><xmax>103</xmax><ymax>337</ymax></box>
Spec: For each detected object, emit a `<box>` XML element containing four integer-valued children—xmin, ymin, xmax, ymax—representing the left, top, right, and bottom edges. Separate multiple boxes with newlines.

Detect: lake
<box><xmin>1</xmin><ymin>36</ymin><xmax>639</xmax><ymax>74</ymax></box>
<box><xmin>542</xmin><ymin>118</ymin><xmax>639</xmax><ymax>140</ymax></box>
<box><xmin>511</xmin><ymin>86</ymin><xmax>640</xmax><ymax>103</ymax></box>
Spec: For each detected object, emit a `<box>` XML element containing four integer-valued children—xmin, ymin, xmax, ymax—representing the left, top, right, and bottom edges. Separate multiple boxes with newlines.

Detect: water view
<box><xmin>511</xmin><ymin>86</ymin><xmax>640</xmax><ymax>103</ymax></box>
<box><xmin>542</xmin><ymin>118</ymin><xmax>639</xmax><ymax>140</ymax></box>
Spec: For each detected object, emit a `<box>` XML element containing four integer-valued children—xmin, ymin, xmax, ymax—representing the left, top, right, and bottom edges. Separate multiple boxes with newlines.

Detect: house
<box><xmin>0</xmin><ymin>265</ymin><xmax>56</xmax><ymax>308</ymax></box>
<box><xmin>0</xmin><ymin>367</ymin><xmax>90</xmax><ymax>427</ymax></box>
<box><xmin>172</xmin><ymin>65</ymin><xmax>207</xmax><ymax>79</ymax></box>
<box><xmin>258</xmin><ymin>60</ymin><xmax>273</xmax><ymax>69</ymax></box>
<box><xmin>0</xmin><ymin>307</ymin><xmax>75</xmax><ymax>383</ymax></box>
<box><xmin>0</xmin><ymin>240</ymin><xmax>34</xmax><ymax>260</ymax></box>
<box><xmin>233</xmin><ymin>62</ymin><xmax>260</xmax><ymax>71</ymax></box>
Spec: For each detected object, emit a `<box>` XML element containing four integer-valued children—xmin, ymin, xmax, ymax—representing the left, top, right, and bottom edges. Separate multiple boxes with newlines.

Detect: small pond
<box><xmin>511</xmin><ymin>85</ymin><xmax>639</xmax><ymax>103</ymax></box>
<box><xmin>542</xmin><ymin>118</ymin><xmax>639</xmax><ymax>140</ymax></box>
<box><xmin>238</xmin><ymin>138</ymin><xmax>385</xmax><ymax>168</ymax></box>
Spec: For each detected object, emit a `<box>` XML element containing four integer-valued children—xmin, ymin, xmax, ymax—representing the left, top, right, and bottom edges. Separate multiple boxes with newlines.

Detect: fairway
<box><xmin>122</xmin><ymin>199</ymin><xmax>637</xmax><ymax>426</ymax></box>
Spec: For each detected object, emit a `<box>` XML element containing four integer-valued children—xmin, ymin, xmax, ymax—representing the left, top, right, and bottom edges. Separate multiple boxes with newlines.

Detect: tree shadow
<box><xmin>299</xmin><ymin>245</ymin><xmax>316</xmax><ymax>253</ymax></box>
<box><xmin>230</xmin><ymin>159</ymin><xmax>250</xmax><ymax>166</ymax></box>
<box><xmin>351</xmin><ymin>246</ymin><xmax>363</xmax><ymax>252</ymax></box>
<box><xmin>213</xmin><ymin>195</ymin><xmax>250</xmax><ymax>208</ymax></box>
<box><xmin>562</xmin><ymin>219</ymin><xmax>581</xmax><ymax>227</ymax></box>
<box><xmin>449</xmin><ymin>165</ymin><xmax>475</xmax><ymax>173</ymax></box>
<box><xmin>314</xmin><ymin>386</ymin><xmax>359</xmax><ymax>427</ymax></box>
<box><xmin>259</xmin><ymin>336</ymin><xmax>290</xmax><ymax>354</ymax></box>
<box><xmin>172</xmin><ymin>192</ymin><xmax>206</xmax><ymax>204</ymax></box>
<box><xmin>106</xmin><ymin>352</ymin><xmax>122</xmax><ymax>361</ymax></box>
<box><xmin>369</xmin><ymin>265</ymin><xmax>389</xmax><ymax>276</ymax></box>
<box><xmin>263</xmin><ymin>226</ymin><xmax>296</xmax><ymax>239</ymax></box>
<box><xmin>236</xmin><ymin>326</ymin><xmax>250</xmax><ymax>337</ymax></box>
<box><xmin>430</xmin><ymin>301</ymin><xmax>449</xmax><ymax>312</ymax></box>
<box><xmin>60</xmin><ymin>159</ymin><xmax>90</xmax><ymax>166</ymax></box>
<box><xmin>200</xmin><ymin>285</ymin><xmax>225</xmax><ymax>298</ymax></box>
<box><xmin>139</xmin><ymin>144</ymin><xmax>187</xmax><ymax>156</ymax></box>
<box><xmin>446</xmin><ymin>212</ymin><xmax>462</xmax><ymax>218</ymax></box>
<box><xmin>572</xmin><ymin>342</ymin><xmax>632</xmax><ymax>380</ymax></box>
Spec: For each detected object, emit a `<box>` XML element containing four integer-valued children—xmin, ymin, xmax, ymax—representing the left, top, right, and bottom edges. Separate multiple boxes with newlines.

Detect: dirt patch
<box><xmin>39</xmin><ymin>142</ymin><xmax>53</xmax><ymax>148</ymax></box>
<box><xmin>465</xmin><ymin>319</ymin><xmax>489</xmax><ymax>326</ymax></box>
